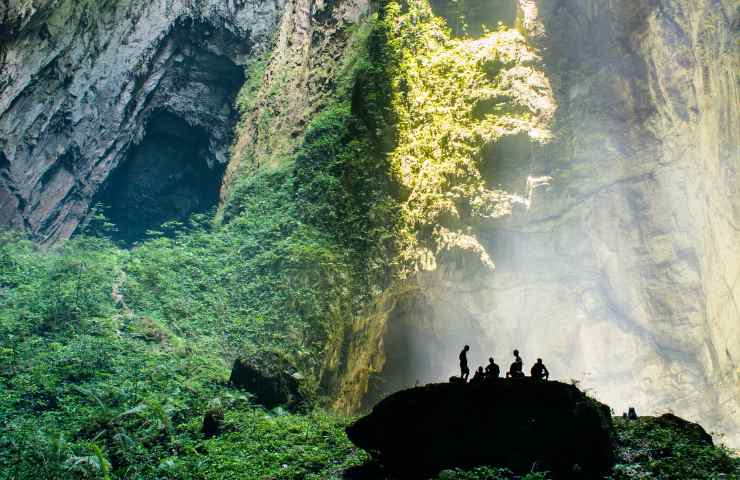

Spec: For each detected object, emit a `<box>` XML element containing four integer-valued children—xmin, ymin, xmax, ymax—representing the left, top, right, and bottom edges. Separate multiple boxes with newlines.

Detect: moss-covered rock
<box><xmin>229</xmin><ymin>352</ymin><xmax>304</xmax><ymax>410</ymax></box>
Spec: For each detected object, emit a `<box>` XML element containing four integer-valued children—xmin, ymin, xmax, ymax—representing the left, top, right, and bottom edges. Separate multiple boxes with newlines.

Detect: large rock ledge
<box><xmin>347</xmin><ymin>379</ymin><xmax>615</xmax><ymax>479</ymax></box>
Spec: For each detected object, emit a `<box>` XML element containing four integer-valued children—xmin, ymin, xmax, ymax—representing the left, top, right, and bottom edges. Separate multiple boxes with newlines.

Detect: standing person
<box><xmin>459</xmin><ymin>345</ymin><xmax>470</xmax><ymax>382</ymax></box>
<box><xmin>530</xmin><ymin>358</ymin><xmax>549</xmax><ymax>380</ymax></box>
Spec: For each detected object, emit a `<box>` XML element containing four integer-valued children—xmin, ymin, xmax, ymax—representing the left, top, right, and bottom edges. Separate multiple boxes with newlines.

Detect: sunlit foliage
<box><xmin>382</xmin><ymin>0</ymin><xmax>554</xmax><ymax>275</ymax></box>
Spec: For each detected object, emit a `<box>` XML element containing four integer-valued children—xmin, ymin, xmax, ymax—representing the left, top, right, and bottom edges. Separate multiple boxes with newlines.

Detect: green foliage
<box><xmin>609</xmin><ymin>417</ymin><xmax>740</xmax><ymax>480</ymax></box>
<box><xmin>0</xmin><ymin>230</ymin><xmax>367</xmax><ymax>479</ymax></box>
<box><xmin>236</xmin><ymin>56</ymin><xmax>270</xmax><ymax>116</ymax></box>
<box><xmin>437</xmin><ymin>466</ymin><xmax>550</xmax><ymax>479</ymax></box>
<box><xmin>378</xmin><ymin>0</ymin><xmax>555</xmax><ymax>275</ymax></box>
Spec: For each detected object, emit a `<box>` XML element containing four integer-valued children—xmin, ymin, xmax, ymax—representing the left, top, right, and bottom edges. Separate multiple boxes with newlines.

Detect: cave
<box><xmin>96</xmin><ymin>111</ymin><xmax>226</xmax><ymax>244</ymax></box>
<box><xmin>91</xmin><ymin>19</ymin><xmax>249</xmax><ymax>245</ymax></box>
<box><xmin>429</xmin><ymin>0</ymin><xmax>517</xmax><ymax>38</ymax></box>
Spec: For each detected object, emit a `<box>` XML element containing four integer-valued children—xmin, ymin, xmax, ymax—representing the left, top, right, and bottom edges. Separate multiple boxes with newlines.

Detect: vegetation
<box><xmin>436</xmin><ymin>467</ymin><xmax>550</xmax><ymax>480</ymax></box>
<box><xmin>610</xmin><ymin>417</ymin><xmax>739</xmax><ymax>479</ymax></box>
<box><xmin>380</xmin><ymin>0</ymin><xmax>554</xmax><ymax>275</ymax></box>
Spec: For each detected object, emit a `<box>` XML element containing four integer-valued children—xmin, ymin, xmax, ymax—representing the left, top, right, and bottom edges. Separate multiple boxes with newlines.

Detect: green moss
<box><xmin>236</xmin><ymin>56</ymin><xmax>270</xmax><ymax>116</ymax></box>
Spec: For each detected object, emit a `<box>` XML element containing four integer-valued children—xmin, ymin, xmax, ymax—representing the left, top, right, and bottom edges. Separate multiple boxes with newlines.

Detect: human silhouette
<box><xmin>506</xmin><ymin>349</ymin><xmax>524</xmax><ymax>378</ymax></box>
<box><xmin>471</xmin><ymin>366</ymin><xmax>485</xmax><ymax>384</ymax></box>
<box><xmin>530</xmin><ymin>358</ymin><xmax>549</xmax><ymax>380</ymax></box>
<box><xmin>459</xmin><ymin>345</ymin><xmax>470</xmax><ymax>381</ymax></box>
<box><xmin>485</xmin><ymin>357</ymin><xmax>500</xmax><ymax>379</ymax></box>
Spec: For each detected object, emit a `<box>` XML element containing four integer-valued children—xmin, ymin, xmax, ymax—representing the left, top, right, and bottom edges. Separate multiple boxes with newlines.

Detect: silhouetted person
<box><xmin>628</xmin><ymin>407</ymin><xmax>638</xmax><ymax>420</ymax></box>
<box><xmin>459</xmin><ymin>345</ymin><xmax>470</xmax><ymax>381</ymax></box>
<box><xmin>485</xmin><ymin>357</ymin><xmax>500</xmax><ymax>379</ymax></box>
<box><xmin>530</xmin><ymin>358</ymin><xmax>549</xmax><ymax>380</ymax></box>
<box><xmin>506</xmin><ymin>349</ymin><xmax>524</xmax><ymax>378</ymax></box>
<box><xmin>471</xmin><ymin>366</ymin><xmax>485</xmax><ymax>384</ymax></box>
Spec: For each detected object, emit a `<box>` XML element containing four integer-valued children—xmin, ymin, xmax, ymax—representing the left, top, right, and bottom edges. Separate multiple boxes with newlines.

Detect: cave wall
<box><xmin>0</xmin><ymin>0</ymin><xmax>283</xmax><ymax>243</ymax></box>
<box><xmin>375</xmin><ymin>0</ymin><xmax>739</xmax><ymax>444</ymax></box>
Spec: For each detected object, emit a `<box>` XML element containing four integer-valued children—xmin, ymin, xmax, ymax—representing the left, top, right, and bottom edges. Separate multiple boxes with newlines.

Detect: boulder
<box><xmin>201</xmin><ymin>410</ymin><xmax>224</xmax><ymax>438</ymax></box>
<box><xmin>229</xmin><ymin>352</ymin><xmax>304</xmax><ymax>410</ymax></box>
<box><xmin>652</xmin><ymin>413</ymin><xmax>713</xmax><ymax>445</ymax></box>
<box><xmin>346</xmin><ymin>379</ymin><xmax>615</xmax><ymax>479</ymax></box>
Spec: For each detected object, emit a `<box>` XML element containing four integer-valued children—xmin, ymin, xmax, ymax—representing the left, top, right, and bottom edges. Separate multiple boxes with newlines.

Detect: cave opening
<box><xmin>429</xmin><ymin>0</ymin><xmax>517</xmax><ymax>38</ymax></box>
<box><xmin>96</xmin><ymin>111</ymin><xmax>226</xmax><ymax>245</ymax></box>
<box><xmin>88</xmin><ymin>19</ymin><xmax>250</xmax><ymax>246</ymax></box>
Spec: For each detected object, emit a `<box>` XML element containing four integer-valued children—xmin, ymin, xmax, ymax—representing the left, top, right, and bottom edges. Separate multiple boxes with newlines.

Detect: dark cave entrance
<box><xmin>429</xmin><ymin>0</ymin><xmax>517</xmax><ymax>38</ymax></box>
<box><xmin>89</xmin><ymin>18</ymin><xmax>250</xmax><ymax>246</ymax></box>
<box><xmin>96</xmin><ymin>112</ymin><xmax>226</xmax><ymax>245</ymax></box>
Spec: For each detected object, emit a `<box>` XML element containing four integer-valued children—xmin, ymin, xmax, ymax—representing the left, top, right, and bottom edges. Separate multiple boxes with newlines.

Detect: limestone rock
<box><xmin>201</xmin><ymin>409</ymin><xmax>224</xmax><ymax>438</ymax></box>
<box><xmin>364</xmin><ymin>0</ymin><xmax>740</xmax><ymax>446</ymax></box>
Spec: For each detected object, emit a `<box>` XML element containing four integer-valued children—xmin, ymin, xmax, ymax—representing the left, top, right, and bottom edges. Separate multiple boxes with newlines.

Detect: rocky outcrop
<box><xmin>0</xmin><ymin>0</ymin><xmax>283</xmax><ymax>243</ymax></box>
<box><xmin>367</xmin><ymin>0</ymin><xmax>740</xmax><ymax>446</ymax></box>
<box><xmin>347</xmin><ymin>379</ymin><xmax>616</xmax><ymax>479</ymax></box>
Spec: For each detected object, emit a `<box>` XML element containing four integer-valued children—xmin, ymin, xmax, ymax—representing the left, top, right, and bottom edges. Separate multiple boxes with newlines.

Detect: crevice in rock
<box><xmin>479</xmin><ymin>132</ymin><xmax>537</xmax><ymax>193</ymax></box>
<box><xmin>429</xmin><ymin>0</ymin><xmax>517</xmax><ymax>38</ymax></box>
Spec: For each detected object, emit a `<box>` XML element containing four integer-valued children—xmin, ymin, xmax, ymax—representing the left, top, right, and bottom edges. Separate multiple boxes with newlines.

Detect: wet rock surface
<box><xmin>347</xmin><ymin>379</ymin><xmax>615</xmax><ymax>479</ymax></box>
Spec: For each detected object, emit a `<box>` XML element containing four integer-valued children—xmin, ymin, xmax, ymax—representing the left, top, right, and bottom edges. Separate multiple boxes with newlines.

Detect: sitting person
<box><xmin>506</xmin><ymin>349</ymin><xmax>525</xmax><ymax>378</ymax></box>
<box><xmin>484</xmin><ymin>357</ymin><xmax>500</xmax><ymax>379</ymax></box>
<box><xmin>530</xmin><ymin>358</ymin><xmax>549</xmax><ymax>380</ymax></box>
<box><xmin>471</xmin><ymin>366</ymin><xmax>485</xmax><ymax>384</ymax></box>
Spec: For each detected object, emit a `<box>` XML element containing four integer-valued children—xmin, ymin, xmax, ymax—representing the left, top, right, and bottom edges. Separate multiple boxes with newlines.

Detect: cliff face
<box><xmin>0</xmin><ymin>0</ymin><xmax>283</xmax><ymax>243</ymax></box>
<box><xmin>374</xmin><ymin>0</ymin><xmax>739</xmax><ymax>444</ymax></box>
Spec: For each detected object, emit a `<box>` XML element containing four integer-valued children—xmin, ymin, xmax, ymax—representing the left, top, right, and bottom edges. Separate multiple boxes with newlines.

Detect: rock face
<box><xmin>0</xmin><ymin>0</ymin><xmax>283</xmax><ymax>243</ymax></box>
<box><xmin>347</xmin><ymin>379</ymin><xmax>615</xmax><ymax>479</ymax></box>
<box><xmin>370</xmin><ymin>0</ymin><xmax>740</xmax><ymax>445</ymax></box>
